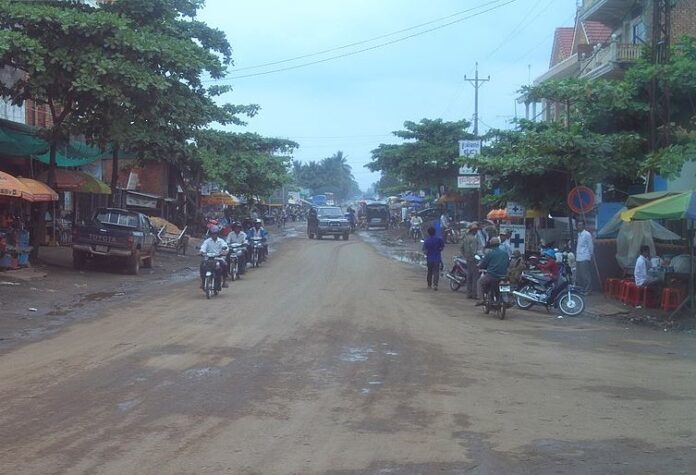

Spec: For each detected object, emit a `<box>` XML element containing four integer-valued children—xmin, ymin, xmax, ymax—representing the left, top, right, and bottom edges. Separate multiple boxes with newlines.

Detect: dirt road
<box><xmin>1</xmin><ymin>230</ymin><xmax>695</xmax><ymax>474</ymax></box>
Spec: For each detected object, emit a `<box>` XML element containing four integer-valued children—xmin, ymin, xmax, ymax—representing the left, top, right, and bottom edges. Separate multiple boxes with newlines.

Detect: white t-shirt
<box><xmin>410</xmin><ymin>216</ymin><xmax>423</xmax><ymax>227</ymax></box>
<box><xmin>226</xmin><ymin>231</ymin><xmax>247</xmax><ymax>245</ymax></box>
<box><xmin>634</xmin><ymin>254</ymin><xmax>650</xmax><ymax>287</ymax></box>
<box><xmin>200</xmin><ymin>237</ymin><xmax>228</xmax><ymax>256</ymax></box>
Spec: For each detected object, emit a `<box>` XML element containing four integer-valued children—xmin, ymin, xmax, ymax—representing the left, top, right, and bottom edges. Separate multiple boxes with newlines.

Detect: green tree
<box><xmin>366</xmin><ymin>118</ymin><xmax>475</xmax><ymax>192</ymax></box>
<box><xmin>292</xmin><ymin>151</ymin><xmax>361</xmax><ymax>201</ymax></box>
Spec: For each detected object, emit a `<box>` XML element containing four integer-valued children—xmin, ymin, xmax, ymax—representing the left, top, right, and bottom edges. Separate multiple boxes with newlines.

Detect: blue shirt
<box><xmin>422</xmin><ymin>236</ymin><xmax>445</xmax><ymax>264</ymax></box>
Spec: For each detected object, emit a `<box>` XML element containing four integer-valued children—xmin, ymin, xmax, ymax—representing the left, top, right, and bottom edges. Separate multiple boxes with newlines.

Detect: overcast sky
<box><xmin>199</xmin><ymin>0</ymin><xmax>578</xmax><ymax>190</ymax></box>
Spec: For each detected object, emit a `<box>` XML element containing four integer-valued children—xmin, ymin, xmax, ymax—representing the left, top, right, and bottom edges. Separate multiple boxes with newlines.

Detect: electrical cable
<box><xmin>205</xmin><ymin>0</ymin><xmax>518</xmax><ymax>82</ymax></box>
<box><xmin>482</xmin><ymin>0</ymin><xmax>553</xmax><ymax>62</ymax></box>
<box><xmin>228</xmin><ymin>0</ymin><xmax>513</xmax><ymax>73</ymax></box>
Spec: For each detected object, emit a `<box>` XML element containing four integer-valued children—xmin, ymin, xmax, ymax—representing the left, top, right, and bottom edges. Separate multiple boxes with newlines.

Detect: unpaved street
<box><xmin>1</xmin><ymin>230</ymin><xmax>696</xmax><ymax>474</ymax></box>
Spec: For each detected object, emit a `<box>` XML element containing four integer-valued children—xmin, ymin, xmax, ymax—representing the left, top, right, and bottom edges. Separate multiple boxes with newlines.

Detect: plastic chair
<box><xmin>661</xmin><ymin>288</ymin><xmax>684</xmax><ymax>312</ymax></box>
<box><xmin>621</xmin><ymin>282</ymin><xmax>644</xmax><ymax>307</ymax></box>
<box><xmin>604</xmin><ymin>278</ymin><xmax>622</xmax><ymax>299</ymax></box>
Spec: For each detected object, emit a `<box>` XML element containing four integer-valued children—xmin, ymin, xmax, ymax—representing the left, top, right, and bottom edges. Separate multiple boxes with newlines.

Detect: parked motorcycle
<box><xmin>444</xmin><ymin>226</ymin><xmax>460</xmax><ymax>244</ymax></box>
<box><xmin>201</xmin><ymin>251</ymin><xmax>225</xmax><ymax>299</ymax></box>
<box><xmin>445</xmin><ymin>256</ymin><xmax>468</xmax><ymax>291</ymax></box>
<box><xmin>249</xmin><ymin>236</ymin><xmax>265</xmax><ymax>268</ymax></box>
<box><xmin>512</xmin><ymin>271</ymin><xmax>585</xmax><ymax>316</ymax></box>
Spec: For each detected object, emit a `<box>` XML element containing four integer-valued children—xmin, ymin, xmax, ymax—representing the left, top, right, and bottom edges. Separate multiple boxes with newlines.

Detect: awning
<box><xmin>0</xmin><ymin>171</ymin><xmax>32</xmax><ymax>200</ymax></box>
<box><xmin>201</xmin><ymin>192</ymin><xmax>239</xmax><ymax>206</ymax></box>
<box><xmin>621</xmin><ymin>191</ymin><xmax>696</xmax><ymax>222</ymax></box>
<box><xmin>16</xmin><ymin>177</ymin><xmax>58</xmax><ymax>202</ymax></box>
<box><xmin>38</xmin><ymin>169</ymin><xmax>111</xmax><ymax>194</ymax></box>
<box><xmin>625</xmin><ymin>191</ymin><xmax>682</xmax><ymax>208</ymax></box>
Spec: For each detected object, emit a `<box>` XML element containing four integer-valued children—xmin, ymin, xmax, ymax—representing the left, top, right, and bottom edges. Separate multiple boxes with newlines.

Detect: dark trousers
<box><xmin>427</xmin><ymin>261</ymin><xmax>440</xmax><ymax>287</ymax></box>
<box><xmin>466</xmin><ymin>258</ymin><xmax>478</xmax><ymax>298</ymax></box>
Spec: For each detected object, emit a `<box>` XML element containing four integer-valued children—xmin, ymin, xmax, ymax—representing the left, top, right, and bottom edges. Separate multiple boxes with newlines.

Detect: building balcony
<box><xmin>533</xmin><ymin>53</ymin><xmax>579</xmax><ymax>85</ymax></box>
<box><xmin>580</xmin><ymin>0</ymin><xmax>636</xmax><ymax>27</ymax></box>
<box><xmin>579</xmin><ymin>41</ymin><xmax>642</xmax><ymax>79</ymax></box>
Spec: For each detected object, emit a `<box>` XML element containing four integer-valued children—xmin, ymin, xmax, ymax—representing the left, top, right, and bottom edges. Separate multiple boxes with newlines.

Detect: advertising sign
<box><xmin>457</xmin><ymin>175</ymin><xmax>480</xmax><ymax>189</ymax></box>
<box><xmin>458</xmin><ymin>140</ymin><xmax>481</xmax><ymax>157</ymax></box>
<box><xmin>506</xmin><ymin>224</ymin><xmax>527</xmax><ymax>255</ymax></box>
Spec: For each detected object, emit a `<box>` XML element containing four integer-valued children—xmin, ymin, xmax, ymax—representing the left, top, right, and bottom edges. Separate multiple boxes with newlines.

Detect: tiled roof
<box><xmin>550</xmin><ymin>27</ymin><xmax>575</xmax><ymax>67</ymax></box>
<box><xmin>582</xmin><ymin>21</ymin><xmax>612</xmax><ymax>46</ymax></box>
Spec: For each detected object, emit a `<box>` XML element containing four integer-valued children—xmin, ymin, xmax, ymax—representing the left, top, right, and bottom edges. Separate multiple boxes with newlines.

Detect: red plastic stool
<box><xmin>621</xmin><ymin>282</ymin><xmax>644</xmax><ymax>307</ymax></box>
<box><xmin>605</xmin><ymin>278</ymin><xmax>622</xmax><ymax>299</ymax></box>
<box><xmin>661</xmin><ymin>288</ymin><xmax>684</xmax><ymax>312</ymax></box>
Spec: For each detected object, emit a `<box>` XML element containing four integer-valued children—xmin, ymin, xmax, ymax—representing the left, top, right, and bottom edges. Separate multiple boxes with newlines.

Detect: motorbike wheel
<box><xmin>515</xmin><ymin>286</ymin><xmax>535</xmax><ymax>310</ymax></box>
<box><xmin>251</xmin><ymin>250</ymin><xmax>259</xmax><ymax>268</ymax></box>
<box><xmin>204</xmin><ymin>277</ymin><xmax>212</xmax><ymax>299</ymax></box>
<box><xmin>483</xmin><ymin>294</ymin><xmax>491</xmax><ymax>315</ymax></box>
<box><xmin>449</xmin><ymin>270</ymin><xmax>463</xmax><ymax>291</ymax></box>
<box><xmin>498</xmin><ymin>294</ymin><xmax>506</xmax><ymax>320</ymax></box>
<box><xmin>558</xmin><ymin>292</ymin><xmax>585</xmax><ymax>317</ymax></box>
<box><xmin>230</xmin><ymin>261</ymin><xmax>238</xmax><ymax>281</ymax></box>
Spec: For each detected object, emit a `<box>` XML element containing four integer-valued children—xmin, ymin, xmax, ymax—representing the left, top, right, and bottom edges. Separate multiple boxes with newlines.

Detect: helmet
<box><xmin>543</xmin><ymin>247</ymin><xmax>556</xmax><ymax>259</ymax></box>
<box><xmin>489</xmin><ymin>236</ymin><xmax>501</xmax><ymax>245</ymax></box>
<box><xmin>232</xmin><ymin>221</ymin><xmax>242</xmax><ymax>228</ymax></box>
<box><xmin>254</xmin><ymin>218</ymin><xmax>262</xmax><ymax>224</ymax></box>
<box><xmin>210</xmin><ymin>225</ymin><xmax>220</xmax><ymax>234</ymax></box>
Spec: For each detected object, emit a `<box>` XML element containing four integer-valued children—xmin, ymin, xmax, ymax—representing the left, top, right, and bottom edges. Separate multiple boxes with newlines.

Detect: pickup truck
<box><xmin>307</xmin><ymin>206</ymin><xmax>351</xmax><ymax>240</ymax></box>
<box><xmin>72</xmin><ymin>208</ymin><xmax>157</xmax><ymax>275</ymax></box>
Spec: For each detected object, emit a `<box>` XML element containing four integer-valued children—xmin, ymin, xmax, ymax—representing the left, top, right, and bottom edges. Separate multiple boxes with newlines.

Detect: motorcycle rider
<box><xmin>346</xmin><ymin>207</ymin><xmax>357</xmax><ymax>232</ymax></box>
<box><xmin>226</xmin><ymin>221</ymin><xmax>248</xmax><ymax>275</ymax></box>
<box><xmin>199</xmin><ymin>226</ymin><xmax>229</xmax><ymax>290</ymax></box>
<box><xmin>247</xmin><ymin>218</ymin><xmax>269</xmax><ymax>261</ymax></box>
<box><xmin>460</xmin><ymin>222</ymin><xmax>480</xmax><ymax>299</ymax></box>
<box><xmin>475</xmin><ymin>236</ymin><xmax>510</xmax><ymax>306</ymax></box>
<box><xmin>409</xmin><ymin>212</ymin><xmax>423</xmax><ymax>238</ymax></box>
<box><xmin>538</xmin><ymin>245</ymin><xmax>562</xmax><ymax>298</ymax></box>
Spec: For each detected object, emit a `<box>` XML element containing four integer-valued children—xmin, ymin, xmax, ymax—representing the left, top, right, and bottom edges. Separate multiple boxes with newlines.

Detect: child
<box><xmin>422</xmin><ymin>226</ymin><xmax>445</xmax><ymax>290</ymax></box>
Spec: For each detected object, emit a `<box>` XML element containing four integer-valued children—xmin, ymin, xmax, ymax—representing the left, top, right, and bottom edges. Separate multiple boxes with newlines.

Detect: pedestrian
<box><xmin>460</xmin><ymin>222</ymin><xmax>480</xmax><ymax>299</ymax></box>
<box><xmin>499</xmin><ymin>229</ymin><xmax>513</xmax><ymax>258</ymax></box>
<box><xmin>575</xmin><ymin>220</ymin><xmax>594</xmax><ymax>293</ymax></box>
<box><xmin>507</xmin><ymin>249</ymin><xmax>526</xmax><ymax>288</ymax></box>
<box><xmin>422</xmin><ymin>226</ymin><xmax>445</xmax><ymax>290</ymax></box>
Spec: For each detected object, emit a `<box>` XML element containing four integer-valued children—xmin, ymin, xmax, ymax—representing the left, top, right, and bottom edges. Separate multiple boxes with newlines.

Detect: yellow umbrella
<box><xmin>16</xmin><ymin>177</ymin><xmax>58</xmax><ymax>202</ymax></box>
<box><xmin>0</xmin><ymin>171</ymin><xmax>33</xmax><ymax>200</ymax></box>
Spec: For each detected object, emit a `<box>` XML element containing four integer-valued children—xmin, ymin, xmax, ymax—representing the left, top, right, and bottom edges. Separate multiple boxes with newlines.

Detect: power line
<box><xmin>482</xmin><ymin>0</ymin><xmax>553</xmax><ymax>62</ymax></box>
<box><xmin>206</xmin><ymin>0</ymin><xmax>518</xmax><ymax>81</ymax></box>
<box><xmin>228</xmin><ymin>0</ymin><xmax>513</xmax><ymax>73</ymax></box>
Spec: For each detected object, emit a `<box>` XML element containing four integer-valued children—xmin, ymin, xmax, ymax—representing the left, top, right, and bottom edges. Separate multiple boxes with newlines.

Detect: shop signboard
<box><xmin>505</xmin><ymin>202</ymin><xmax>525</xmax><ymax>218</ymax></box>
<box><xmin>457</xmin><ymin>175</ymin><xmax>480</xmax><ymax>189</ymax></box>
<box><xmin>506</xmin><ymin>224</ymin><xmax>526</xmax><ymax>255</ymax></box>
<box><xmin>126</xmin><ymin>191</ymin><xmax>159</xmax><ymax>209</ymax></box>
<box><xmin>458</xmin><ymin>140</ymin><xmax>481</xmax><ymax>157</ymax></box>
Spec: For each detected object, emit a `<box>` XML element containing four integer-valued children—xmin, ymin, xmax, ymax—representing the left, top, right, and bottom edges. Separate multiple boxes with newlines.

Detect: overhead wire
<box><xmin>205</xmin><ymin>0</ymin><xmax>518</xmax><ymax>81</ymax></box>
<box><xmin>228</xmin><ymin>0</ymin><xmax>513</xmax><ymax>73</ymax></box>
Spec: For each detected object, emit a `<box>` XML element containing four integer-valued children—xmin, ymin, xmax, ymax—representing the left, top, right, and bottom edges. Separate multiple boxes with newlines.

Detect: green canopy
<box><xmin>621</xmin><ymin>191</ymin><xmax>696</xmax><ymax>221</ymax></box>
<box><xmin>625</xmin><ymin>191</ymin><xmax>682</xmax><ymax>208</ymax></box>
<box><xmin>33</xmin><ymin>141</ymin><xmax>104</xmax><ymax>167</ymax></box>
<box><xmin>0</xmin><ymin>120</ymin><xmax>49</xmax><ymax>156</ymax></box>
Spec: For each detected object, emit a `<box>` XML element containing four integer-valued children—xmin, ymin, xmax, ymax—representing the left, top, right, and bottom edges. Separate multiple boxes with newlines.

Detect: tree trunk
<box><xmin>109</xmin><ymin>144</ymin><xmax>119</xmax><ymax>207</ymax></box>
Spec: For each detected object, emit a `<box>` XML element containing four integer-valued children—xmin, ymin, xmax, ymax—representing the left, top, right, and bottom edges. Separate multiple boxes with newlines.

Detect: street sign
<box><xmin>506</xmin><ymin>224</ymin><xmax>526</xmax><ymax>255</ymax></box>
<box><xmin>458</xmin><ymin>165</ymin><xmax>477</xmax><ymax>175</ymax></box>
<box><xmin>459</xmin><ymin>140</ymin><xmax>481</xmax><ymax>157</ymax></box>
<box><xmin>457</xmin><ymin>175</ymin><xmax>480</xmax><ymax>189</ymax></box>
<box><xmin>506</xmin><ymin>201</ymin><xmax>525</xmax><ymax>218</ymax></box>
<box><xmin>567</xmin><ymin>186</ymin><xmax>596</xmax><ymax>214</ymax></box>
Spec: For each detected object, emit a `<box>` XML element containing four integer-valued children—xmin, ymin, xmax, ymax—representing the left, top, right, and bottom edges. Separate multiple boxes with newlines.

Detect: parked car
<box><xmin>72</xmin><ymin>208</ymin><xmax>157</xmax><ymax>275</ymax></box>
<box><xmin>307</xmin><ymin>206</ymin><xmax>351</xmax><ymax>240</ymax></box>
<box><xmin>364</xmin><ymin>203</ymin><xmax>390</xmax><ymax>229</ymax></box>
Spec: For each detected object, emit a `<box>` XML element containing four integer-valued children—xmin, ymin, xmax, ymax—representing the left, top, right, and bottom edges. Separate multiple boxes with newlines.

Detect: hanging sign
<box><xmin>459</xmin><ymin>140</ymin><xmax>481</xmax><ymax>157</ymax></box>
<box><xmin>457</xmin><ymin>175</ymin><xmax>480</xmax><ymax>189</ymax></box>
<box><xmin>506</xmin><ymin>224</ymin><xmax>527</xmax><ymax>255</ymax></box>
<box><xmin>567</xmin><ymin>186</ymin><xmax>596</xmax><ymax>214</ymax></box>
<box><xmin>506</xmin><ymin>202</ymin><xmax>525</xmax><ymax>218</ymax></box>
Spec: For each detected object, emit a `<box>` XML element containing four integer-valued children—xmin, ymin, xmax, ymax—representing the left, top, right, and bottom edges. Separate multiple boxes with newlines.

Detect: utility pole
<box><xmin>647</xmin><ymin>0</ymin><xmax>672</xmax><ymax>192</ymax></box>
<box><xmin>464</xmin><ymin>62</ymin><xmax>490</xmax><ymax>137</ymax></box>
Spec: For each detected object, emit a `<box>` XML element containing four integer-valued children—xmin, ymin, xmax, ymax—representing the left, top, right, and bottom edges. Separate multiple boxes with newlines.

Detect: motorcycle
<box><xmin>201</xmin><ymin>251</ymin><xmax>225</xmax><ymax>299</ymax></box>
<box><xmin>409</xmin><ymin>224</ymin><xmax>423</xmax><ymax>242</ymax></box>
<box><xmin>445</xmin><ymin>255</ymin><xmax>468</xmax><ymax>291</ymax></box>
<box><xmin>480</xmin><ymin>270</ymin><xmax>512</xmax><ymax>320</ymax></box>
<box><xmin>249</xmin><ymin>236</ymin><xmax>265</xmax><ymax>268</ymax></box>
<box><xmin>512</xmin><ymin>271</ymin><xmax>585</xmax><ymax>317</ymax></box>
<box><xmin>444</xmin><ymin>226</ymin><xmax>460</xmax><ymax>244</ymax></box>
<box><xmin>227</xmin><ymin>243</ymin><xmax>246</xmax><ymax>281</ymax></box>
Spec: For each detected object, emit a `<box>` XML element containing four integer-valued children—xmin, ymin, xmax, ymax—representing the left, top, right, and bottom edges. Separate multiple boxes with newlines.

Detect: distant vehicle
<box><xmin>311</xmin><ymin>195</ymin><xmax>327</xmax><ymax>206</ymax></box>
<box><xmin>364</xmin><ymin>203</ymin><xmax>390</xmax><ymax>230</ymax></box>
<box><xmin>307</xmin><ymin>206</ymin><xmax>350</xmax><ymax>240</ymax></box>
<box><xmin>72</xmin><ymin>208</ymin><xmax>157</xmax><ymax>275</ymax></box>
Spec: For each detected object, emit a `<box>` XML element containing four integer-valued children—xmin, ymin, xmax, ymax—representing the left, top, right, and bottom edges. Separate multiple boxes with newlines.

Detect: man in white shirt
<box><xmin>199</xmin><ymin>226</ymin><xmax>228</xmax><ymax>289</ymax></box>
<box><xmin>634</xmin><ymin>245</ymin><xmax>658</xmax><ymax>287</ymax></box>
<box><xmin>575</xmin><ymin>220</ymin><xmax>594</xmax><ymax>293</ymax></box>
<box><xmin>226</xmin><ymin>222</ymin><xmax>248</xmax><ymax>274</ymax></box>
<box><xmin>410</xmin><ymin>213</ymin><xmax>423</xmax><ymax>237</ymax></box>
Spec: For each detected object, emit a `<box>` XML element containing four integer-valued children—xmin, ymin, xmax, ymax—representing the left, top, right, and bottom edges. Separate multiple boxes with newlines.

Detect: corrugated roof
<box><xmin>582</xmin><ymin>21</ymin><xmax>612</xmax><ymax>46</ymax></box>
<box><xmin>550</xmin><ymin>27</ymin><xmax>575</xmax><ymax>67</ymax></box>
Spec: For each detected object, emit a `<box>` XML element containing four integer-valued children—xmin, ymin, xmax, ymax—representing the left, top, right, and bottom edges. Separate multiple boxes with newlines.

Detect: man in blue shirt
<box><xmin>422</xmin><ymin>226</ymin><xmax>445</xmax><ymax>290</ymax></box>
<box><xmin>476</xmin><ymin>236</ymin><xmax>510</xmax><ymax>305</ymax></box>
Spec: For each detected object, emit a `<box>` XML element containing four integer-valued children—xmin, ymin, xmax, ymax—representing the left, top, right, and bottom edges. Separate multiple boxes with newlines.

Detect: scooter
<box><xmin>249</xmin><ymin>237</ymin><xmax>266</xmax><ymax>268</ymax></box>
<box><xmin>227</xmin><ymin>243</ymin><xmax>246</xmax><ymax>281</ymax></box>
<box><xmin>410</xmin><ymin>224</ymin><xmax>423</xmax><ymax>242</ymax></box>
<box><xmin>201</xmin><ymin>251</ymin><xmax>225</xmax><ymax>299</ymax></box>
<box><xmin>445</xmin><ymin>255</ymin><xmax>468</xmax><ymax>291</ymax></box>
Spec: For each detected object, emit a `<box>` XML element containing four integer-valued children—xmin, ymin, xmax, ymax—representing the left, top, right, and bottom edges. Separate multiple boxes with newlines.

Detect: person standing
<box><xmin>575</xmin><ymin>220</ymin><xmax>594</xmax><ymax>293</ymax></box>
<box><xmin>460</xmin><ymin>223</ymin><xmax>480</xmax><ymax>299</ymax></box>
<box><xmin>422</xmin><ymin>226</ymin><xmax>445</xmax><ymax>290</ymax></box>
<box><xmin>499</xmin><ymin>229</ymin><xmax>513</xmax><ymax>258</ymax></box>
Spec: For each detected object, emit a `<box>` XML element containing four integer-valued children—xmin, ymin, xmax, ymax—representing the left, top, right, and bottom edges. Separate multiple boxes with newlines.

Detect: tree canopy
<box><xmin>292</xmin><ymin>151</ymin><xmax>361</xmax><ymax>201</ymax></box>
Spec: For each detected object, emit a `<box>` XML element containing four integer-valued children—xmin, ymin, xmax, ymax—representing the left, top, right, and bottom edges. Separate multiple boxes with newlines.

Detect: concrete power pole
<box><xmin>464</xmin><ymin>62</ymin><xmax>490</xmax><ymax>137</ymax></box>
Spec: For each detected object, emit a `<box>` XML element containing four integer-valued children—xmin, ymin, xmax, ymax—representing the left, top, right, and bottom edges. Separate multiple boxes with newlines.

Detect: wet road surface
<box><xmin>1</xmin><ymin>228</ymin><xmax>695</xmax><ymax>474</ymax></box>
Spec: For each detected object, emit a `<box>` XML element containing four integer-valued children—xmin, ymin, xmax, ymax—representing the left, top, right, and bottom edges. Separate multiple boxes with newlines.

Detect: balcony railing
<box><xmin>580</xmin><ymin>42</ymin><xmax>642</xmax><ymax>79</ymax></box>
